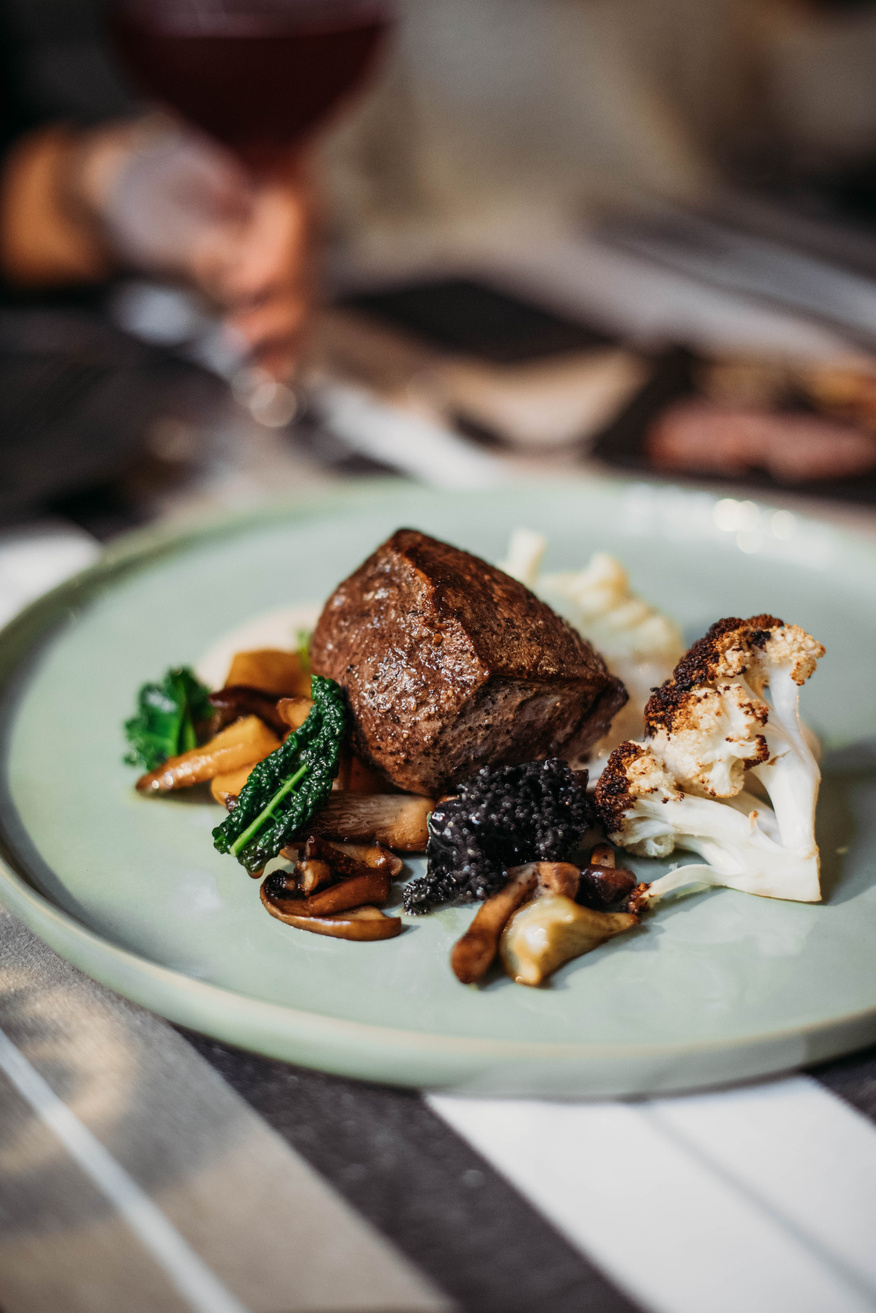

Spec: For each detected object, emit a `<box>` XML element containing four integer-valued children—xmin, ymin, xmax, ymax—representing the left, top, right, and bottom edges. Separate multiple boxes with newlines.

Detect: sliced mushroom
<box><xmin>208</xmin><ymin>685</ymin><xmax>288</xmax><ymax>735</ymax></box>
<box><xmin>577</xmin><ymin>864</ymin><xmax>638</xmax><ymax>910</ymax></box>
<box><xmin>312</xmin><ymin>793</ymin><xmax>433</xmax><ymax>851</ymax></box>
<box><xmin>137</xmin><ymin>716</ymin><xmax>279</xmax><ymax>793</ymax></box>
<box><xmin>296</xmin><ymin>858</ymin><xmax>333</xmax><ymax>895</ymax></box>
<box><xmin>305</xmin><ymin>869</ymin><xmax>391</xmax><ymax>915</ymax></box>
<box><xmin>260</xmin><ymin>883</ymin><xmax>401</xmax><ymax>940</ymax></box>
<box><xmin>210</xmin><ymin>762</ymin><xmax>258</xmax><ymax>806</ymax></box>
<box><xmin>263</xmin><ymin>869</ymin><xmax>298</xmax><ymax>896</ymax></box>
<box><xmin>500</xmin><ymin>893</ymin><xmax>638</xmax><ymax>986</ymax></box>
<box><xmin>276</xmin><ymin>696</ymin><xmax>314</xmax><ymax>732</ymax></box>
<box><xmin>533</xmin><ymin>862</ymin><xmax>581</xmax><ymax>900</ymax></box>
<box><xmin>282</xmin><ymin>838</ymin><xmax>404</xmax><ymax>877</ymax></box>
<box><xmin>262</xmin><ymin>866</ymin><xmax>390</xmax><ymax>914</ymax></box>
<box><xmin>589</xmin><ymin>843</ymin><xmax>616</xmax><ymax>869</ymax></box>
<box><xmin>225</xmin><ymin>649</ymin><xmax>311</xmax><ymax>697</ymax></box>
<box><xmin>333</xmin><ymin>841</ymin><xmax>404</xmax><ymax>876</ymax></box>
<box><xmin>451</xmin><ymin>865</ymin><xmax>539</xmax><ymax>985</ymax></box>
<box><xmin>305</xmin><ymin>834</ymin><xmax>382</xmax><ymax>879</ymax></box>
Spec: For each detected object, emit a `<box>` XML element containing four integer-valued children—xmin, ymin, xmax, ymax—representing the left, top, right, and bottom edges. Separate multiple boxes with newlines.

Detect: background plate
<box><xmin>0</xmin><ymin>480</ymin><xmax>874</xmax><ymax>1098</ymax></box>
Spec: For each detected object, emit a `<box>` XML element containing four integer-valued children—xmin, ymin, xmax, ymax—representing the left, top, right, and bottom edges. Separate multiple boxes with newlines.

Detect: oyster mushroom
<box><xmin>317</xmin><ymin>840</ymin><xmax>404</xmax><ymax>876</ymax></box>
<box><xmin>225</xmin><ymin>649</ymin><xmax>310</xmax><ymax>697</ymax></box>
<box><xmin>276</xmin><ymin>695</ymin><xmax>314</xmax><ymax>732</ymax></box>
<box><xmin>260</xmin><ymin>885</ymin><xmax>401</xmax><ymax>941</ymax></box>
<box><xmin>261</xmin><ymin>868</ymin><xmax>391</xmax><ymax>917</ymax></box>
<box><xmin>450</xmin><ymin>864</ymin><xmax>540</xmax><ymax>985</ymax></box>
<box><xmin>577</xmin><ymin>863</ymin><xmax>638</xmax><ymax>910</ymax></box>
<box><xmin>281</xmin><ymin>837</ymin><xmax>404</xmax><ymax>878</ymax></box>
<box><xmin>304</xmin><ymin>869</ymin><xmax>391</xmax><ymax>915</ymax></box>
<box><xmin>450</xmin><ymin>862</ymin><xmax>585</xmax><ymax>985</ymax></box>
<box><xmin>312</xmin><ymin>793</ymin><xmax>433</xmax><ymax>851</ymax></box>
<box><xmin>137</xmin><ymin>716</ymin><xmax>279</xmax><ymax>793</ymax></box>
<box><xmin>534</xmin><ymin>862</ymin><xmax>582</xmax><ymax>899</ymax></box>
<box><xmin>295</xmin><ymin>858</ymin><xmax>333</xmax><ymax>895</ymax></box>
<box><xmin>500</xmin><ymin>893</ymin><xmax>638</xmax><ymax>986</ymax></box>
<box><xmin>208</xmin><ymin>685</ymin><xmax>288</xmax><ymax>736</ymax></box>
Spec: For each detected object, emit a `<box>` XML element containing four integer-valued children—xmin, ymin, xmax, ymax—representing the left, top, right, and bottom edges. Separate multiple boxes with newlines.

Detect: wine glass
<box><xmin>107</xmin><ymin>0</ymin><xmax>394</xmax><ymax>407</ymax></box>
<box><xmin>108</xmin><ymin>0</ymin><xmax>393</xmax><ymax>175</ymax></box>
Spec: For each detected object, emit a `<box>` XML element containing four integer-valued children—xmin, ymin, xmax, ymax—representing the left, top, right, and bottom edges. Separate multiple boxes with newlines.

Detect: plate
<box><xmin>0</xmin><ymin>479</ymin><xmax>874</xmax><ymax>1098</ymax></box>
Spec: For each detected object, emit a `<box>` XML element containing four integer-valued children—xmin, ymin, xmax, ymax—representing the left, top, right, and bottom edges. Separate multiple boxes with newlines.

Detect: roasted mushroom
<box><xmin>450</xmin><ymin>864</ymin><xmax>539</xmax><ymax>984</ymax></box>
<box><xmin>208</xmin><ymin>686</ymin><xmax>288</xmax><ymax>736</ymax></box>
<box><xmin>300</xmin><ymin>835</ymin><xmax>384</xmax><ymax>883</ymax></box>
<box><xmin>137</xmin><ymin>716</ymin><xmax>279</xmax><ymax>793</ymax></box>
<box><xmin>500</xmin><ymin>893</ymin><xmax>637</xmax><ymax>986</ymax></box>
<box><xmin>576</xmin><ymin>843</ymin><xmax>637</xmax><ymax>910</ymax></box>
<box><xmin>304</xmin><ymin>869</ymin><xmax>391</xmax><ymax>915</ymax></box>
<box><xmin>577</xmin><ymin>864</ymin><xmax>638</xmax><ymax>910</ymax></box>
<box><xmin>534</xmin><ymin>862</ymin><xmax>582</xmax><ymax>899</ymax></box>
<box><xmin>312</xmin><ymin>793</ymin><xmax>433</xmax><ymax>851</ymax></box>
<box><xmin>282</xmin><ymin>838</ymin><xmax>404</xmax><ymax>877</ymax></box>
<box><xmin>589</xmin><ymin>843</ymin><xmax>616</xmax><ymax>868</ymax></box>
<box><xmin>260</xmin><ymin>880</ymin><xmax>401</xmax><ymax>940</ymax></box>
<box><xmin>225</xmin><ymin>649</ymin><xmax>311</xmax><ymax>697</ymax></box>
<box><xmin>210</xmin><ymin>762</ymin><xmax>257</xmax><ymax>806</ymax></box>
<box><xmin>262</xmin><ymin>867</ymin><xmax>391</xmax><ymax>915</ymax></box>
<box><xmin>276</xmin><ymin>696</ymin><xmax>314</xmax><ymax>732</ymax></box>
<box><xmin>295</xmin><ymin>858</ymin><xmax>333</xmax><ymax>895</ymax></box>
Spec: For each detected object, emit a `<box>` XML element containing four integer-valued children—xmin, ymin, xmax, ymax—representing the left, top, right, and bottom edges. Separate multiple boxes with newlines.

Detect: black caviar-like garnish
<box><xmin>403</xmin><ymin>758</ymin><xmax>593</xmax><ymax>913</ymax></box>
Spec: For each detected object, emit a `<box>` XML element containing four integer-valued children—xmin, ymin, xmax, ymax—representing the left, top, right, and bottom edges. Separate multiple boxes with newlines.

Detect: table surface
<box><xmin>2</xmin><ymin>231</ymin><xmax>876</xmax><ymax>1313</ymax></box>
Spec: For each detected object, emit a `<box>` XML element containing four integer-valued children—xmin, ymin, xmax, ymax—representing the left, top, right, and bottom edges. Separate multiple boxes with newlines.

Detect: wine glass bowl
<box><xmin>109</xmin><ymin>0</ymin><xmax>393</xmax><ymax>173</ymax></box>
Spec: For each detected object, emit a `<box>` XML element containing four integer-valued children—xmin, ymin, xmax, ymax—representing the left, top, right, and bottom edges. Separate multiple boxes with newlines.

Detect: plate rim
<box><xmin>1</xmin><ymin>477</ymin><xmax>875</xmax><ymax>1095</ymax></box>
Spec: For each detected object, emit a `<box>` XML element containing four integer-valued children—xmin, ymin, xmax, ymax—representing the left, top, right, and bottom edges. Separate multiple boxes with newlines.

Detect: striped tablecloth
<box><xmin>0</xmin><ymin>524</ymin><xmax>874</xmax><ymax>1313</ymax></box>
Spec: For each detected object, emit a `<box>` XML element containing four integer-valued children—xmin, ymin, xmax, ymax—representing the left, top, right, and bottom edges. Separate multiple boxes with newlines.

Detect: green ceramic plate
<box><xmin>0</xmin><ymin>480</ymin><xmax>874</xmax><ymax>1098</ymax></box>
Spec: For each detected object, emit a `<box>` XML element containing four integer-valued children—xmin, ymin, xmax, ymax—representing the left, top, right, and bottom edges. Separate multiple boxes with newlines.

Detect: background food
<box><xmin>501</xmin><ymin>531</ymin><xmax>684</xmax><ymax>775</ymax></box>
<box><xmin>648</xmin><ymin>399</ymin><xmax>876</xmax><ymax>482</ymax></box>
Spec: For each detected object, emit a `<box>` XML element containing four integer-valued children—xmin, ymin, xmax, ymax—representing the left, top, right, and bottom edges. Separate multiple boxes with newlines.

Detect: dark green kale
<box><xmin>212</xmin><ymin>674</ymin><xmax>346</xmax><ymax>873</ymax></box>
<box><xmin>124</xmin><ymin>667</ymin><xmax>212</xmax><ymax>771</ymax></box>
<box><xmin>403</xmin><ymin>758</ymin><xmax>593</xmax><ymax>913</ymax></box>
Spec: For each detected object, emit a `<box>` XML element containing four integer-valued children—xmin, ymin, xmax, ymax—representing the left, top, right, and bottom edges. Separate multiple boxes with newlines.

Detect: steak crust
<box><xmin>310</xmin><ymin>528</ymin><xmax>627</xmax><ymax>794</ymax></box>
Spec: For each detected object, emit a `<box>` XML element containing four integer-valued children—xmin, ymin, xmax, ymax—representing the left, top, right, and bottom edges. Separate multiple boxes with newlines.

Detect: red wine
<box><xmin>110</xmin><ymin>1</ymin><xmax>391</xmax><ymax>169</ymax></box>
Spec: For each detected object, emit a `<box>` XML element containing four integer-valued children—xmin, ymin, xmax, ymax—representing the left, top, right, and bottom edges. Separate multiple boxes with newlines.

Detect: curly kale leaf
<box><xmin>212</xmin><ymin>674</ymin><xmax>346</xmax><ymax>873</ymax></box>
<box><xmin>124</xmin><ymin>667</ymin><xmax>212</xmax><ymax>771</ymax></box>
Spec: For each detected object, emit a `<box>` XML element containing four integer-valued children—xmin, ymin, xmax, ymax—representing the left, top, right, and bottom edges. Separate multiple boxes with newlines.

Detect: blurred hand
<box><xmin>87</xmin><ymin>119</ymin><xmax>314</xmax><ymax>379</ymax></box>
<box><xmin>0</xmin><ymin>116</ymin><xmax>314</xmax><ymax>379</ymax></box>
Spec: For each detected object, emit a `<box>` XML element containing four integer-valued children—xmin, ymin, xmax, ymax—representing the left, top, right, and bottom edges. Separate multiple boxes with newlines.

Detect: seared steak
<box><xmin>310</xmin><ymin>528</ymin><xmax>627</xmax><ymax>794</ymax></box>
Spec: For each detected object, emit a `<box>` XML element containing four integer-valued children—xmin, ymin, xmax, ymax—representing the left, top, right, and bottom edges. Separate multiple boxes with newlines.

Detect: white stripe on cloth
<box><xmin>0</xmin><ymin>1025</ymin><xmax>250</xmax><ymax>1313</ymax></box>
<box><xmin>430</xmin><ymin>1075</ymin><xmax>876</xmax><ymax>1313</ymax></box>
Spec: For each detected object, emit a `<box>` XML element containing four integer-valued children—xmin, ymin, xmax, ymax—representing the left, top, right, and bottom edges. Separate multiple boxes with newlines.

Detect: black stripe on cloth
<box><xmin>181</xmin><ymin>1032</ymin><xmax>642</xmax><ymax>1313</ymax></box>
<box><xmin>811</xmin><ymin>1044</ymin><xmax>876</xmax><ymax>1123</ymax></box>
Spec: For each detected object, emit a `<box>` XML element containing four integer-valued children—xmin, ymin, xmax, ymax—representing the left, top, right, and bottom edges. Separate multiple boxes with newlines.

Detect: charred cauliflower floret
<box><xmin>649</xmin><ymin>616</ymin><xmax>825</xmax><ymax>857</ymax></box>
<box><xmin>645</xmin><ymin>681</ymin><xmax>769</xmax><ymax>799</ymax></box>
<box><xmin>595</xmin><ymin>615</ymin><xmax>825</xmax><ymax>907</ymax></box>
<box><xmin>669</xmin><ymin>615</ymin><xmax>823</xmax><ymax>692</ymax></box>
<box><xmin>595</xmin><ymin>742</ymin><xmax>681</xmax><ymax>859</ymax></box>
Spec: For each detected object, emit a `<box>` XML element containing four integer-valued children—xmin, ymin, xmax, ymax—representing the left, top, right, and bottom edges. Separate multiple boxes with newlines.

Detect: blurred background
<box><xmin>4</xmin><ymin>0</ymin><xmax>876</xmax><ymax>560</ymax></box>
